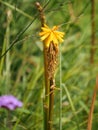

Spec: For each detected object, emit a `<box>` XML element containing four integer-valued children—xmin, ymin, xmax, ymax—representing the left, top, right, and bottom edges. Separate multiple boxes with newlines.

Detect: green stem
<box><xmin>59</xmin><ymin>44</ymin><xmax>62</xmax><ymax>130</ymax></box>
<box><xmin>90</xmin><ymin>0</ymin><xmax>95</xmax><ymax>64</ymax></box>
<box><xmin>0</xmin><ymin>1</ymin><xmax>33</xmax><ymax>20</ymax></box>
<box><xmin>6</xmin><ymin>110</ymin><xmax>12</xmax><ymax>129</ymax></box>
<box><xmin>5</xmin><ymin>11</ymin><xmax>11</xmax><ymax>93</ymax></box>
<box><xmin>63</xmin><ymin>84</ymin><xmax>80</xmax><ymax>130</ymax></box>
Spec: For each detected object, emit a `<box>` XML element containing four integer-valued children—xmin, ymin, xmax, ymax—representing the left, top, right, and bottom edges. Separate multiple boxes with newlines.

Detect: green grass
<box><xmin>0</xmin><ymin>0</ymin><xmax>98</xmax><ymax>130</ymax></box>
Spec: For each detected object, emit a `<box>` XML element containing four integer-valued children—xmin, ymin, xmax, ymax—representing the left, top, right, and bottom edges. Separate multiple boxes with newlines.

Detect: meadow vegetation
<box><xmin>0</xmin><ymin>0</ymin><xmax>98</xmax><ymax>130</ymax></box>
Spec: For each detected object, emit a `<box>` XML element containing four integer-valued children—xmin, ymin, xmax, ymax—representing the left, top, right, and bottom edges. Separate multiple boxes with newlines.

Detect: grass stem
<box><xmin>90</xmin><ymin>0</ymin><xmax>95</xmax><ymax>64</ymax></box>
<box><xmin>87</xmin><ymin>77</ymin><xmax>98</xmax><ymax>130</ymax></box>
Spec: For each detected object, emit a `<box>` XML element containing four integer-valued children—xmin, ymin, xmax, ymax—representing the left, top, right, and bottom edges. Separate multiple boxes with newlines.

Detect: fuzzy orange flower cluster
<box><xmin>39</xmin><ymin>24</ymin><xmax>65</xmax><ymax>47</ymax></box>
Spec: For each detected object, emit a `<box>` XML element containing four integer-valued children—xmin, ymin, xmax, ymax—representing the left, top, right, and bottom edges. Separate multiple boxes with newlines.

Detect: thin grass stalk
<box><xmin>90</xmin><ymin>0</ymin><xmax>95</xmax><ymax>64</ymax></box>
<box><xmin>59</xmin><ymin>44</ymin><xmax>62</xmax><ymax>130</ymax></box>
<box><xmin>87</xmin><ymin>77</ymin><xmax>98</xmax><ymax>130</ymax></box>
<box><xmin>0</xmin><ymin>11</ymin><xmax>12</xmax><ymax>77</ymax></box>
<box><xmin>0</xmin><ymin>1</ymin><xmax>33</xmax><ymax>20</ymax></box>
<box><xmin>63</xmin><ymin>84</ymin><xmax>80</xmax><ymax>130</ymax></box>
<box><xmin>0</xmin><ymin>11</ymin><xmax>38</xmax><ymax>59</ymax></box>
<box><xmin>0</xmin><ymin>35</ymin><xmax>6</xmax><ymax>75</ymax></box>
<box><xmin>5</xmin><ymin>10</ymin><xmax>12</xmax><ymax>93</ymax></box>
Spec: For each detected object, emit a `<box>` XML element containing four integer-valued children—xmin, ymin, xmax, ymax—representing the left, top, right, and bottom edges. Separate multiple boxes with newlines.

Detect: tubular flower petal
<box><xmin>39</xmin><ymin>24</ymin><xmax>65</xmax><ymax>47</ymax></box>
<box><xmin>40</xmin><ymin>33</ymin><xmax>50</xmax><ymax>41</ymax></box>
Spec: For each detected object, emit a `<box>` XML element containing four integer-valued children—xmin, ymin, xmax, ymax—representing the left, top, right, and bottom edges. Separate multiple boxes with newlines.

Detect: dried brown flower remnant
<box><xmin>46</xmin><ymin>42</ymin><xmax>58</xmax><ymax>79</ymax></box>
<box><xmin>39</xmin><ymin>24</ymin><xmax>64</xmax><ymax>79</ymax></box>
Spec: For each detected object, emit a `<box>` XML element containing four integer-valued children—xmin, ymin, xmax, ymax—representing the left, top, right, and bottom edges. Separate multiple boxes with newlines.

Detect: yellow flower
<box><xmin>39</xmin><ymin>24</ymin><xmax>65</xmax><ymax>47</ymax></box>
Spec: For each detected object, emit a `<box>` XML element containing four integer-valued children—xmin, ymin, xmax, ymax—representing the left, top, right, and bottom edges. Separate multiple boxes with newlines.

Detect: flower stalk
<box><xmin>36</xmin><ymin>2</ymin><xmax>64</xmax><ymax>130</ymax></box>
<box><xmin>35</xmin><ymin>2</ymin><xmax>49</xmax><ymax>130</ymax></box>
<box><xmin>48</xmin><ymin>78</ymin><xmax>55</xmax><ymax>130</ymax></box>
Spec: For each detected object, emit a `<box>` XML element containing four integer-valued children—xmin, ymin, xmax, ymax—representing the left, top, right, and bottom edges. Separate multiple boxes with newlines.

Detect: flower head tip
<box><xmin>39</xmin><ymin>24</ymin><xmax>65</xmax><ymax>47</ymax></box>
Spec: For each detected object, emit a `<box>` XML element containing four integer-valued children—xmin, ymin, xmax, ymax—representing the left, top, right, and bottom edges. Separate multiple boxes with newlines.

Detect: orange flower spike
<box><xmin>39</xmin><ymin>24</ymin><xmax>65</xmax><ymax>47</ymax></box>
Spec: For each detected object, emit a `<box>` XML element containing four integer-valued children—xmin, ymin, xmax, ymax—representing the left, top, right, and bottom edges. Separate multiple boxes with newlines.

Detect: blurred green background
<box><xmin>0</xmin><ymin>0</ymin><xmax>98</xmax><ymax>130</ymax></box>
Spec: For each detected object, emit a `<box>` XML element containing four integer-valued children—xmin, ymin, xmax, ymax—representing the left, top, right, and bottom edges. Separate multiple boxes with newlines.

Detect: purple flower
<box><xmin>0</xmin><ymin>95</ymin><xmax>23</xmax><ymax>110</ymax></box>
